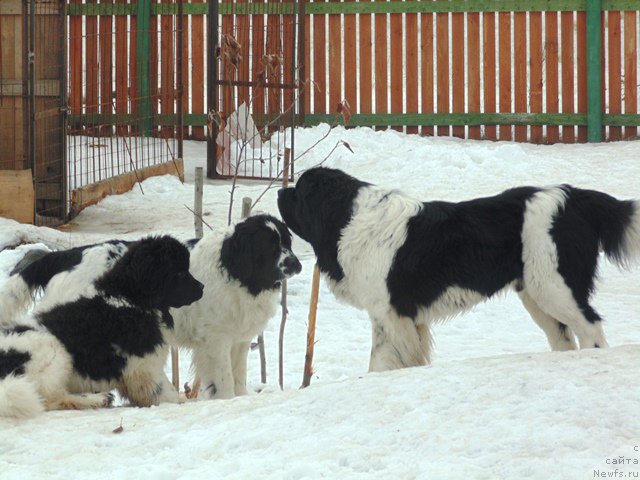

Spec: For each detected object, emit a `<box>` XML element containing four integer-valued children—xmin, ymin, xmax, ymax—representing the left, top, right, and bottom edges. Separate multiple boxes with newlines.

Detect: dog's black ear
<box><xmin>220</xmin><ymin>230</ymin><xmax>254</xmax><ymax>283</ymax></box>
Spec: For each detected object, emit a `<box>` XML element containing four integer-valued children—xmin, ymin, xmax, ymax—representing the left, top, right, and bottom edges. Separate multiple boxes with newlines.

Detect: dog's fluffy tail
<box><xmin>0</xmin><ymin>375</ymin><xmax>44</xmax><ymax>418</ymax></box>
<box><xmin>570</xmin><ymin>188</ymin><xmax>640</xmax><ymax>268</ymax></box>
<box><xmin>0</xmin><ymin>275</ymin><xmax>36</xmax><ymax>329</ymax></box>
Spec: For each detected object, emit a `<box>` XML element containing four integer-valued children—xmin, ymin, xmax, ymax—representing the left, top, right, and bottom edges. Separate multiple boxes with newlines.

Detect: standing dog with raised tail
<box><xmin>277</xmin><ymin>167</ymin><xmax>640</xmax><ymax>372</ymax></box>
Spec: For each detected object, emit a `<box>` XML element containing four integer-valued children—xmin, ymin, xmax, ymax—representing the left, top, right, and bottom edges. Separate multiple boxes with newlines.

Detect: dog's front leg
<box><xmin>230</xmin><ymin>341</ymin><xmax>251</xmax><ymax>396</ymax></box>
<box><xmin>368</xmin><ymin>313</ymin><xmax>431</xmax><ymax>372</ymax></box>
<box><xmin>191</xmin><ymin>342</ymin><xmax>235</xmax><ymax>399</ymax></box>
<box><xmin>119</xmin><ymin>347</ymin><xmax>180</xmax><ymax>407</ymax></box>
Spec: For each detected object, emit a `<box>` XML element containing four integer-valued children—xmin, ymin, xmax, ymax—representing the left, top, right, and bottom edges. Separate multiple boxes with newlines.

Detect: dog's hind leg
<box><xmin>45</xmin><ymin>392</ymin><xmax>114</xmax><ymax>411</ymax></box>
<box><xmin>552</xmin><ymin>303</ymin><xmax>609</xmax><ymax>349</ymax></box>
<box><xmin>518</xmin><ymin>290</ymin><xmax>577</xmax><ymax>351</ymax></box>
<box><xmin>524</xmin><ymin>284</ymin><xmax>608</xmax><ymax>349</ymax></box>
<box><xmin>368</xmin><ymin>312</ymin><xmax>431</xmax><ymax>372</ymax></box>
<box><xmin>0</xmin><ymin>375</ymin><xmax>45</xmax><ymax>418</ymax></box>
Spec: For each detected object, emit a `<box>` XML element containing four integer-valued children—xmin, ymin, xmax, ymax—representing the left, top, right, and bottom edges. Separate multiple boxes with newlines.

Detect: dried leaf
<box><xmin>261</xmin><ymin>54</ymin><xmax>282</xmax><ymax>77</ymax></box>
<box><xmin>338</xmin><ymin>100</ymin><xmax>352</xmax><ymax>125</ymax></box>
<box><xmin>257</xmin><ymin>70</ymin><xmax>267</xmax><ymax>87</ymax></box>
<box><xmin>221</xmin><ymin>34</ymin><xmax>242</xmax><ymax>68</ymax></box>
<box><xmin>112</xmin><ymin>417</ymin><xmax>124</xmax><ymax>434</ymax></box>
<box><xmin>342</xmin><ymin>141</ymin><xmax>354</xmax><ymax>154</ymax></box>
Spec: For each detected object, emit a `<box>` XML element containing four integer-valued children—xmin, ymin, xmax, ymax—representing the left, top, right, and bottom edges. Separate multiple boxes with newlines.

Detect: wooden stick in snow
<box><xmin>182</xmin><ymin>167</ymin><xmax>205</xmax><ymax>398</ymax></box>
<box><xmin>278</xmin><ymin>148</ymin><xmax>291</xmax><ymax>390</ymax></box>
<box><xmin>301</xmin><ymin>264</ymin><xmax>321</xmax><ymax>388</ymax></box>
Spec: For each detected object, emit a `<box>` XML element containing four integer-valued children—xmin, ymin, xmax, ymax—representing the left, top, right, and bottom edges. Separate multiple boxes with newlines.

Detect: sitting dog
<box><xmin>0</xmin><ymin>236</ymin><xmax>204</xmax><ymax>418</ymax></box>
<box><xmin>278</xmin><ymin>167</ymin><xmax>640</xmax><ymax>372</ymax></box>
<box><xmin>0</xmin><ymin>214</ymin><xmax>301</xmax><ymax>401</ymax></box>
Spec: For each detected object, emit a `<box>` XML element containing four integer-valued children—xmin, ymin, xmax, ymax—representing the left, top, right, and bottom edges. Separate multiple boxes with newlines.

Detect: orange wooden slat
<box><xmin>222</xmin><ymin>0</ymin><xmax>236</xmax><ymax>118</ymax></box>
<box><xmin>266</xmin><ymin>0</ymin><xmax>281</xmax><ymax>122</ymax></box>
<box><xmin>313</xmin><ymin>5</ymin><xmax>326</xmax><ymax>114</ymax></box>
<box><xmin>236</xmin><ymin>8</ymin><xmax>250</xmax><ymax>106</ymax></box>
<box><xmin>390</xmin><ymin>10</ymin><xmax>403</xmax><ymax>132</ymax></box>
<box><xmin>303</xmin><ymin>2</ymin><xmax>311</xmax><ymax>115</ymax></box>
<box><xmin>328</xmin><ymin>7</ymin><xmax>341</xmax><ymax>116</ymax></box>
<box><xmin>359</xmin><ymin>12</ymin><xmax>373</xmax><ymax>115</ymax></box>
<box><xmin>483</xmin><ymin>12</ymin><xmax>496</xmax><ymax>140</ymax></box>
<box><xmin>191</xmin><ymin>0</ymin><xmax>205</xmax><ymax>140</ymax></box>
<box><xmin>115</xmin><ymin>0</ymin><xmax>128</xmax><ymax>136</ymax></box>
<box><xmin>129</xmin><ymin>0</ymin><xmax>138</xmax><ymax>135</ymax></box>
<box><xmin>561</xmin><ymin>11</ymin><xmax>575</xmax><ymax>143</ymax></box>
<box><xmin>405</xmin><ymin>12</ymin><xmax>418</xmax><ymax>135</ymax></box>
<box><xmin>436</xmin><ymin>12</ymin><xmax>449</xmax><ymax>137</ymax></box>
<box><xmin>577</xmin><ymin>11</ymin><xmax>587</xmax><ymax>143</ymax></box>
<box><xmin>529</xmin><ymin>11</ymin><xmax>543</xmax><ymax>143</ymax></box>
<box><xmin>421</xmin><ymin>12</ymin><xmax>434</xmax><ymax>136</ymax></box>
<box><xmin>498</xmin><ymin>12</ymin><xmax>511</xmax><ymax>141</ymax></box>
<box><xmin>149</xmin><ymin>0</ymin><xmax>159</xmax><ymax>136</ymax></box>
<box><xmin>282</xmin><ymin>4</ymin><xmax>294</xmax><ymax>113</ymax></box>
<box><xmin>608</xmin><ymin>10</ymin><xmax>622</xmax><ymax>141</ymax></box>
<box><xmin>343</xmin><ymin>1</ymin><xmax>357</xmax><ymax>119</ymax></box>
<box><xmin>545</xmin><ymin>11</ymin><xmax>559</xmax><ymax>143</ymax></box>
<box><xmin>467</xmin><ymin>12</ymin><xmax>481</xmax><ymax>140</ymax></box>
<box><xmin>69</xmin><ymin>0</ymin><xmax>83</xmax><ymax>133</ymax></box>
<box><xmin>99</xmin><ymin>0</ymin><xmax>113</xmax><ymax>137</ymax></box>
<box><xmin>513</xmin><ymin>10</ymin><xmax>527</xmax><ymax>142</ymax></box>
<box><xmin>181</xmin><ymin>4</ymin><xmax>189</xmax><ymax>138</ymax></box>
<box><xmin>623</xmin><ymin>11</ymin><xmax>638</xmax><ymax>139</ymax></box>
<box><xmin>86</xmin><ymin>0</ymin><xmax>98</xmax><ymax>133</ymax></box>
<box><xmin>251</xmin><ymin>6</ymin><xmax>266</xmax><ymax>122</ymax></box>
<box><xmin>374</xmin><ymin>11</ymin><xmax>387</xmax><ymax>130</ymax></box>
<box><xmin>451</xmin><ymin>12</ymin><xmax>464</xmax><ymax>139</ymax></box>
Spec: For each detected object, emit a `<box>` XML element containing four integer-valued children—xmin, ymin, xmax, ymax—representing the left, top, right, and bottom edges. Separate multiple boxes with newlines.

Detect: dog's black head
<box><xmin>277</xmin><ymin>167</ymin><xmax>367</xmax><ymax>281</ymax></box>
<box><xmin>96</xmin><ymin>236</ymin><xmax>204</xmax><ymax>310</ymax></box>
<box><xmin>220</xmin><ymin>214</ymin><xmax>302</xmax><ymax>296</ymax></box>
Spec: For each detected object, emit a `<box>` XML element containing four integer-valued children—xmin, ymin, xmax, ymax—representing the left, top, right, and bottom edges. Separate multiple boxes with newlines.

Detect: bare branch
<box><xmin>183</xmin><ymin>204</ymin><xmax>214</xmax><ymax>231</ymax></box>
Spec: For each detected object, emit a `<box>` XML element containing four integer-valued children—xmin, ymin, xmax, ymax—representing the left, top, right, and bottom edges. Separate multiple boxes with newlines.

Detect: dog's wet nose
<box><xmin>284</xmin><ymin>255</ymin><xmax>302</xmax><ymax>276</ymax></box>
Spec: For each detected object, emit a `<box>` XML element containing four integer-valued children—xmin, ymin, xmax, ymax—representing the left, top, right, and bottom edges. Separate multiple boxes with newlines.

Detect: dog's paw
<box><xmin>103</xmin><ymin>392</ymin><xmax>115</xmax><ymax>408</ymax></box>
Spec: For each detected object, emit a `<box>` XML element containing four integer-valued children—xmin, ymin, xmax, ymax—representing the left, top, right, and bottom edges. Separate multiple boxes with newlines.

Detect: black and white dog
<box><xmin>0</xmin><ymin>214</ymin><xmax>301</xmax><ymax>401</ymax></box>
<box><xmin>278</xmin><ymin>167</ymin><xmax>640</xmax><ymax>372</ymax></box>
<box><xmin>172</xmin><ymin>214</ymin><xmax>301</xmax><ymax>399</ymax></box>
<box><xmin>0</xmin><ymin>236</ymin><xmax>204</xmax><ymax>418</ymax></box>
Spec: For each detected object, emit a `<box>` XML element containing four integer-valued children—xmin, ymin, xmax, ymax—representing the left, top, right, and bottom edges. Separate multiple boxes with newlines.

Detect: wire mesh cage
<box><xmin>66</xmin><ymin>0</ymin><xmax>182</xmax><ymax>216</ymax></box>
<box><xmin>0</xmin><ymin>0</ymin><xmax>66</xmax><ymax>227</ymax></box>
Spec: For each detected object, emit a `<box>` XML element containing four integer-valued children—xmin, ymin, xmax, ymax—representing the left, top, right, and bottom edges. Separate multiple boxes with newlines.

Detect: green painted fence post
<box><xmin>137</xmin><ymin>0</ymin><xmax>152</xmax><ymax>136</ymax></box>
<box><xmin>586</xmin><ymin>0</ymin><xmax>602</xmax><ymax>142</ymax></box>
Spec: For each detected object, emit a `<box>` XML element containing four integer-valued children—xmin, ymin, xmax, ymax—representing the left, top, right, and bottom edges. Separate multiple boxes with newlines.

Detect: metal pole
<box><xmin>586</xmin><ymin>0</ymin><xmax>602</xmax><ymax>142</ymax></box>
<box><xmin>28</xmin><ymin>0</ymin><xmax>36</xmax><ymax>173</ymax></box>
<box><xmin>177</xmin><ymin>0</ymin><xmax>184</xmax><ymax>160</ymax></box>
<box><xmin>61</xmin><ymin>0</ymin><xmax>68</xmax><ymax>221</ymax></box>
<box><xmin>27</xmin><ymin>0</ymin><xmax>36</xmax><ymax>223</ymax></box>
<box><xmin>207</xmin><ymin>0</ymin><xmax>219</xmax><ymax>178</ymax></box>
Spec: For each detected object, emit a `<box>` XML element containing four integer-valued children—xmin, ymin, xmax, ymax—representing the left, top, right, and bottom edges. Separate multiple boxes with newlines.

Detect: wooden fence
<box><xmin>302</xmin><ymin>0</ymin><xmax>640</xmax><ymax>142</ymax></box>
<box><xmin>66</xmin><ymin>0</ymin><xmax>640</xmax><ymax>144</ymax></box>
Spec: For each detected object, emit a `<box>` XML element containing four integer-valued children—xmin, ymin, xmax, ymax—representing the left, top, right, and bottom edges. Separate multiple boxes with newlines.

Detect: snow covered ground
<box><xmin>1</xmin><ymin>126</ymin><xmax>640</xmax><ymax>479</ymax></box>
